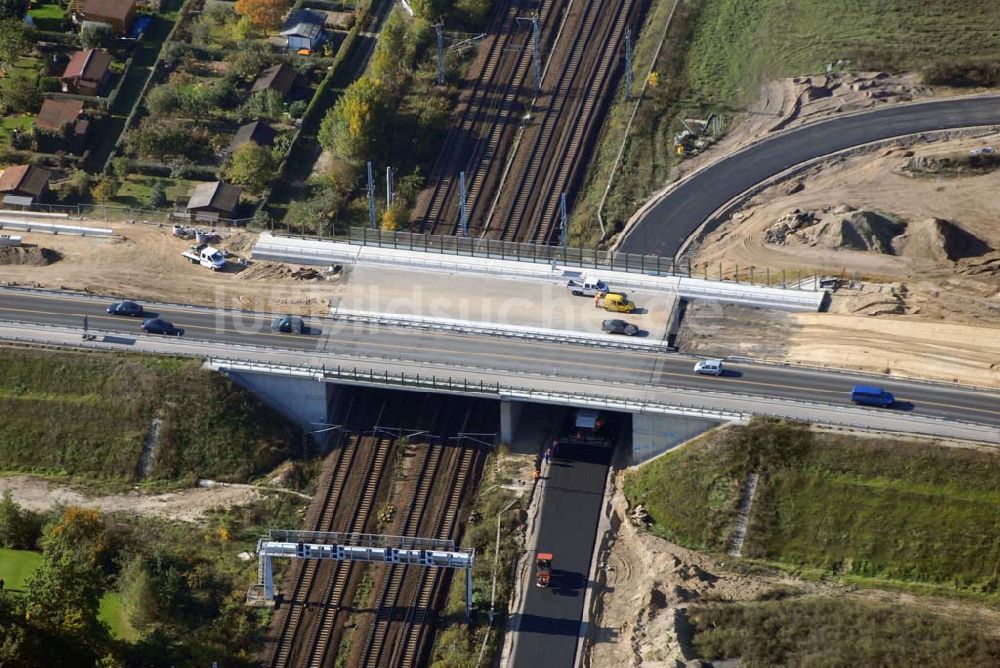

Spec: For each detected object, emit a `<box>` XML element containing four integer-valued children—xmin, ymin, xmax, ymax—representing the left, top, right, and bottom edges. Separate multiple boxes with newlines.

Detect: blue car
<box><xmin>141</xmin><ymin>318</ymin><xmax>180</xmax><ymax>336</ymax></box>
<box><xmin>106</xmin><ymin>300</ymin><xmax>144</xmax><ymax>317</ymax></box>
<box><xmin>851</xmin><ymin>385</ymin><xmax>894</xmax><ymax>408</ymax></box>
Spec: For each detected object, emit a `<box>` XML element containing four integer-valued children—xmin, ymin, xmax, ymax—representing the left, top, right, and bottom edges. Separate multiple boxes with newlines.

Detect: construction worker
<box><xmin>533</xmin><ymin>468</ymin><xmax>540</xmax><ymax>482</ymax></box>
<box><xmin>552</xmin><ymin>439</ymin><xmax>560</xmax><ymax>456</ymax></box>
<box><xmin>544</xmin><ymin>448</ymin><xmax>551</xmax><ymax>465</ymax></box>
<box><xmin>594</xmin><ymin>292</ymin><xmax>601</xmax><ymax>308</ymax></box>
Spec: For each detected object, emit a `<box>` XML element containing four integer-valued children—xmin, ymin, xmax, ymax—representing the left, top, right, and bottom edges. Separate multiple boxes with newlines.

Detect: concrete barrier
<box><xmin>0</xmin><ymin>209</ymin><xmax>70</xmax><ymax>219</ymax></box>
<box><xmin>0</xmin><ymin>219</ymin><xmax>114</xmax><ymax>237</ymax></box>
<box><xmin>253</xmin><ymin>233</ymin><xmax>825</xmax><ymax>311</ymax></box>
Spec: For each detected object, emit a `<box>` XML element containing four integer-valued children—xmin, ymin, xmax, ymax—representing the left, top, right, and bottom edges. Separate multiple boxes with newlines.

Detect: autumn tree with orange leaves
<box><xmin>234</xmin><ymin>0</ymin><xmax>288</xmax><ymax>31</ymax></box>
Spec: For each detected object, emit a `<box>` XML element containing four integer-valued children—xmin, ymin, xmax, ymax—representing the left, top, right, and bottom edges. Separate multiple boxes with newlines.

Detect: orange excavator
<box><xmin>535</xmin><ymin>552</ymin><xmax>553</xmax><ymax>588</ymax></box>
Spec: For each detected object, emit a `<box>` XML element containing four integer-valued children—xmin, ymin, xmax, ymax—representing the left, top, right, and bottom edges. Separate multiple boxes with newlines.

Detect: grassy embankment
<box><xmin>573</xmin><ymin>0</ymin><xmax>1000</xmax><ymax>246</ymax></box>
<box><xmin>624</xmin><ymin>419</ymin><xmax>1000</xmax><ymax>599</ymax></box>
<box><xmin>623</xmin><ymin>419</ymin><xmax>1000</xmax><ymax>663</ymax></box>
<box><xmin>0</xmin><ymin>348</ymin><xmax>299</xmax><ymax>488</ymax></box>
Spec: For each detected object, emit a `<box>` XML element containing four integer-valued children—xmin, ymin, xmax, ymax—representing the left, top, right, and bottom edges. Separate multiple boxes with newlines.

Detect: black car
<box><xmin>271</xmin><ymin>316</ymin><xmax>305</xmax><ymax>334</ymax></box>
<box><xmin>107</xmin><ymin>300</ymin><xmax>144</xmax><ymax>317</ymax></box>
<box><xmin>602</xmin><ymin>319</ymin><xmax>639</xmax><ymax>336</ymax></box>
<box><xmin>141</xmin><ymin>318</ymin><xmax>179</xmax><ymax>335</ymax></box>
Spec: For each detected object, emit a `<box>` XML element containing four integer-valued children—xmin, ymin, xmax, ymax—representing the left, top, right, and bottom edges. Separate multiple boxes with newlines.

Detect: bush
<box><xmin>125</xmin><ymin>118</ymin><xmax>212</xmax><ymax>162</ymax></box>
<box><xmin>241</xmin><ymin>88</ymin><xmax>284</xmax><ymax>121</ymax></box>
<box><xmin>4</xmin><ymin>75</ymin><xmax>42</xmax><ymax>114</ymax></box>
<box><xmin>288</xmin><ymin>99</ymin><xmax>306</xmax><ymax>118</ymax></box>
<box><xmin>79</xmin><ymin>23</ymin><xmax>115</xmax><ymax>50</ymax></box>
<box><xmin>146</xmin><ymin>179</ymin><xmax>169</xmax><ymax>208</ymax></box>
<box><xmin>0</xmin><ymin>491</ymin><xmax>42</xmax><ymax>550</ymax></box>
<box><xmin>923</xmin><ymin>60</ymin><xmax>1000</xmax><ymax>87</ymax></box>
<box><xmin>37</xmin><ymin>76</ymin><xmax>61</xmax><ymax>93</ymax></box>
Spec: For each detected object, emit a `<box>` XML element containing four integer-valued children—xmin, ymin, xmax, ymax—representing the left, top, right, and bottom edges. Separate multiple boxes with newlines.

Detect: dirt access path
<box><xmin>0</xmin><ymin>475</ymin><xmax>289</xmax><ymax>522</ymax></box>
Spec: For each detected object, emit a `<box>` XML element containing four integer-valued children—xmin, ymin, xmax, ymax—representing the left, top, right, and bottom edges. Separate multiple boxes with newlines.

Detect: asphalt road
<box><xmin>0</xmin><ymin>288</ymin><xmax>996</xmax><ymax>429</ymax></box>
<box><xmin>620</xmin><ymin>95</ymin><xmax>1000</xmax><ymax>257</ymax></box>
<box><xmin>510</xmin><ymin>442</ymin><xmax>612</xmax><ymax>667</ymax></box>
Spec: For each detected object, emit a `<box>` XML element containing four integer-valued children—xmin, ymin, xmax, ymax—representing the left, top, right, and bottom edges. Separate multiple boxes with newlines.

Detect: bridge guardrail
<box><xmin>0</xmin><ymin>319</ymin><xmax>995</xmax><ymax>441</ymax></box>
<box><xmin>329</xmin><ymin>308</ymin><xmax>673</xmax><ymax>352</ymax></box>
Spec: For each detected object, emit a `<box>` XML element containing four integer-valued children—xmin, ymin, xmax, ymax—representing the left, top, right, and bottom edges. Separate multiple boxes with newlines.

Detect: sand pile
<box><xmin>798</xmin><ymin>209</ymin><xmax>903</xmax><ymax>252</ymax></box>
<box><xmin>893</xmin><ymin>217</ymin><xmax>992</xmax><ymax>261</ymax></box>
<box><xmin>765</xmin><ymin>207</ymin><xmax>992</xmax><ymax>261</ymax></box>
<box><xmin>0</xmin><ymin>246</ymin><xmax>61</xmax><ymax>266</ymax></box>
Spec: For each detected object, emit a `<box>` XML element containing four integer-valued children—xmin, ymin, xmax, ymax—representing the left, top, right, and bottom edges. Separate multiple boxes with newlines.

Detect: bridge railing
<box><xmin>329</xmin><ymin>227</ymin><xmax>690</xmax><ymax>278</ymax></box>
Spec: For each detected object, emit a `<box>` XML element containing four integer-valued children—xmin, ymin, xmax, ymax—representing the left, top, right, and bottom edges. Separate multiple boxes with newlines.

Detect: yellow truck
<box><xmin>596</xmin><ymin>292</ymin><xmax>635</xmax><ymax>313</ymax></box>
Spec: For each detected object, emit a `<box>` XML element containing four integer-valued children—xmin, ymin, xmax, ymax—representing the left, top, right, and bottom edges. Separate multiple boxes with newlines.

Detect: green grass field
<box><xmin>573</xmin><ymin>0</ymin><xmax>1000</xmax><ymax>244</ymax></box>
<box><xmin>690</xmin><ymin>595</ymin><xmax>1000</xmax><ymax>665</ymax></box>
<box><xmin>624</xmin><ymin>421</ymin><xmax>1000</xmax><ymax>599</ymax></box>
<box><xmin>0</xmin><ymin>349</ymin><xmax>298</xmax><ymax>487</ymax></box>
<box><xmin>0</xmin><ymin>547</ymin><xmax>42</xmax><ymax>593</ymax></box>
<box><xmin>0</xmin><ymin>548</ymin><xmax>137</xmax><ymax>640</ymax></box>
<box><xmin>28</xmin><ymin>2</ymin><xmax>66</xmax><ymax>31</ymax></box>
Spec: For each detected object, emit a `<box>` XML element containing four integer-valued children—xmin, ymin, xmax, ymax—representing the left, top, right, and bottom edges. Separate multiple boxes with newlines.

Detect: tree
<box><xmin>226</xmin><ymin>142</ymin><xmax>276</xmax><ymax>193</ymax></box>
<box><xmin>242</xmin><ymin>88</ymin><xmax>284</xmax><ymax>121</ymax></box>
<box><xmin>117</xmin><ymin>558</ymin><xmax>159</xmax><ymax>630</ymax></box>
<box><xmin>146</xmin><ymin>179</ymin><xmax>168</xmax><ymax>208</ymax></box>
<box><xmin>110</xmin><ymin>157</ymin><xmax>132</xmax><ymax>180</ymax></box>
<box><xmin>0</xmin><ymin>18</ymin><xmax>29</xmax><ymax>72</ymax></box>
<box><xmin>92</xmin><ymin>177</ymin><xmax>120</xmax><ymax>202</ymax></box>
<box><xmin>234</xmin><ymin>0</ymin><xmax>287</xmax><ymax>31</ymax></box>
<box><xmin>370</xmin><ymin>11</ymin><xmax>412</xmax><ymax>90</ymax></box>
<box><xmin>0</xmin><ymin>0</ymin><xmax>27</xmax><ymax>20</ymax></box>
<box><xmin>3</xmin><ymin>74</ymin><xmax>41</xmax><ymax>114</ymax></box>
<box><xmin>0</xmin><ymin>491</ymin><xmax>41</xmax><ymax>550</ymax></box>
<box><xmin>318</xmin><ymin>76</ymin><xmax>389</xmax><ymax>161</ymax></box>
<box><xmin>79</xmin><ymin>23</ymin><xmax>115</xmax><ymax>50</ymax></box>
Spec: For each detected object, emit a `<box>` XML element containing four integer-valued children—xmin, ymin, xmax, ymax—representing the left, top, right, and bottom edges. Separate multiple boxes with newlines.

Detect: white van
<box><xmin>694</xmin><ymin>359</ymin><xmax>724</xmax><ymax>376</ymax></box>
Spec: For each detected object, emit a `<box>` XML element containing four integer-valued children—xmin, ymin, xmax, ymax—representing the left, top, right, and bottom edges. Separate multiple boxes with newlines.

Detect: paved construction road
<box><xmin>620</xmin><ymin>95</ymin><xmax>1000</xmax><ymax>257</ymax></box>
<box><xmin>510</xmin><ymin>442</ymin><xmax>611</xmax><ymax>667</ymax></box>
<box><xmin>0</xmin><ymin>288</ymin><xmax>996</xmax><ymax>434</ymax></box>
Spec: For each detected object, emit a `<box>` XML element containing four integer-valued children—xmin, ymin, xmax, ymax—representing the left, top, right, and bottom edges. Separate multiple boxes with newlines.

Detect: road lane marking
<box><xmin>0</xmin><ymin>299</ymin><xmax>997</xmax><ymax>419</ymax></box>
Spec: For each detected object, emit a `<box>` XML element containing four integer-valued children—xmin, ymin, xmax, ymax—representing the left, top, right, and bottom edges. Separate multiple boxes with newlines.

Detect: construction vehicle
<box><xmin>566</xmin><ymin>276</ymin><xmax>608</xmax><ymax>297</ymax></box>
<box><xmin>535</xmin><ymin>552</ymin><xmax>553</xmax><ymax>588</ymax></box>
<box><xmin>596</xmin><ymin>292</ymin><xmax>635</xmax><ymax>313</ymax></box>
<box><xmin>181</xmin><ymin>243</ymin><xmax>226</xmax><ymax>271</ymax></box>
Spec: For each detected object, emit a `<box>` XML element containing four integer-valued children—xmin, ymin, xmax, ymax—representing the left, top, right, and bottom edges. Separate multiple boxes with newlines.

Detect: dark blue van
<box><xmin>851</xmin><ymin>385</ymin><xmax>895</xmax><ymax>408</ymax></box>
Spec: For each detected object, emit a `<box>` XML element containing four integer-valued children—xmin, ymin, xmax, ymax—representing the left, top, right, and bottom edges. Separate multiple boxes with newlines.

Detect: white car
<box><xmin>694</xmin><ymin>359</ymin><xmax>724</xmax><ymax>376</ymax></box>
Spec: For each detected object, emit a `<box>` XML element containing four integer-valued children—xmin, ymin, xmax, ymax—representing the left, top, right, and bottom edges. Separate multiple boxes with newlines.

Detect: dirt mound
<box><xmin>894</xmin><ymin>218</ymin><xmax>992</xmax><ymax>261</ymax></box>
<box><xmin>801</xmin><ymin>210</ymin><xmax>903</xmax><ymax>252</ymax></box>
<box><xmin>0</xmin><ymin>245</ymin><xmax>61</xmax><ymax>266</ymax></box>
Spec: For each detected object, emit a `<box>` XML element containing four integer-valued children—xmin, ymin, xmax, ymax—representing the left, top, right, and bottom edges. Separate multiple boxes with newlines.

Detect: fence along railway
<box><xmin>412</xmin><ymin>0</ymin><xmax>638</xmax><ymax>244</ymax></box>
<box><xmin>261</xmin><ymin>389</ymin><xmax>494</xmax><ymax>667</ymax></box>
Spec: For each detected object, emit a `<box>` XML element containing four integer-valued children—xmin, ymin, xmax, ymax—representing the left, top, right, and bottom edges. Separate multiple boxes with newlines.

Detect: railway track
<box><xmin>530</xmin><ymin>0</ymin><xmax>635</xmax><ymax>242</ymax></box>
<box><xmin>268</xmin><ymin>397</ymin><xmax>400</xmax><ymax>668</ymax></box>
<box><xmin>394</xmin><ymin>444</ymin><xmax>478</xmax><ymax>667</ymax></box>
<box><xmin>360</xmin><ymin>441</ymin><xmax>448</xmax><ymax>667</ymax></box>
<box><xmin>267</xmin><ymin>396</ymin><xmax>368</xmax><ymax>668</ymax></box>
<box><xmin>417</xmin><ymin>0</ymin><xmax>522</xmax><ymax>230</ymax></box>
<box><xmin>493</xmin><ymin>0</ymin><xmax>611</xmax><ymax>241</ymax></box>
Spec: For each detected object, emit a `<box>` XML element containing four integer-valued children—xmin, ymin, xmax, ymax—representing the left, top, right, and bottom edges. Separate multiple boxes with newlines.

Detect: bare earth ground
<box><xmin>678</xmin><ymin>131</ymin><xmax>1000</xmax><ymax>388</ymax></box>
<box><xmin>586</xmin><ymin>472</ymin><xmax>1000</xmax><ymax>667</ymax></box>
<box><xmin>0</xmin><ymin>475</ymin><xmax>273</xmax><ymax>522</ymax></box>
<box><xmin>0</xmin><ymin>224</ymin><xmax>347</xmax><ymax>315</ymax></box>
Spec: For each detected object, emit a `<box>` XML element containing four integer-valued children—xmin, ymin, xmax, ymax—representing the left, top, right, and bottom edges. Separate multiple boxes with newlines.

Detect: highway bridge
<box><xmin>0</xmin><ymin>287</ymin><xmax>996</xmax><ymax>445</ymax></box>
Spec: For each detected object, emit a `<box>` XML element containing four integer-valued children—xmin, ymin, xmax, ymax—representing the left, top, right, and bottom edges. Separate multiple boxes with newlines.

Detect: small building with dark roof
<box><xmin>227</xmin><ymin>121</ymin><xmax>276</xmax><ymax>155</ymax></box>
<box><xmin>60</xmin><ymin>49</ymin><xmax>113</xmax><ymax>96</ymax></box>
<box><xmin>251</xmin><ymin>64</ymin><xmax>299</xmax><ymax>99</ymax></box>
<box><xmin>0</xmin><ymin>165</ymin><xmax>52</xmax><ymax>206</ymax></box>
<box><xmin>186</xmin><ymin>181</ymin><xmax>242</xmax><ymax>221</ymax></box>
<box><xmin>78</xmin><ymin>0</ymin><xmax>136</xmax><ymax>35</ymax></box>
<box><xmin>35</xmin><ymin>99</ymin><xmax>90</xmax><ymax>152</ymax></box>
<box><xmin>280</xmin><ymin>9</ymin><xmax>325</xmax><ymax>52</ymax></box>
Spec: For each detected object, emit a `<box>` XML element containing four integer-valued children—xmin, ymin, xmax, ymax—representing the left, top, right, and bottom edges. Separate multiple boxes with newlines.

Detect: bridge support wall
<box><xmin>631</xmin><ymin>413</ymin><xmax>722</xmax><ymax>465</ymax></box>
<box><xmin>500</xmin><ymin>398</ymin><xmax>526</xmax><ymax>446</ymax></box>
<box><xmin>226</xmin><ymin>371</ymin><xmax>334</xmax><ymax>448</ymax></box>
